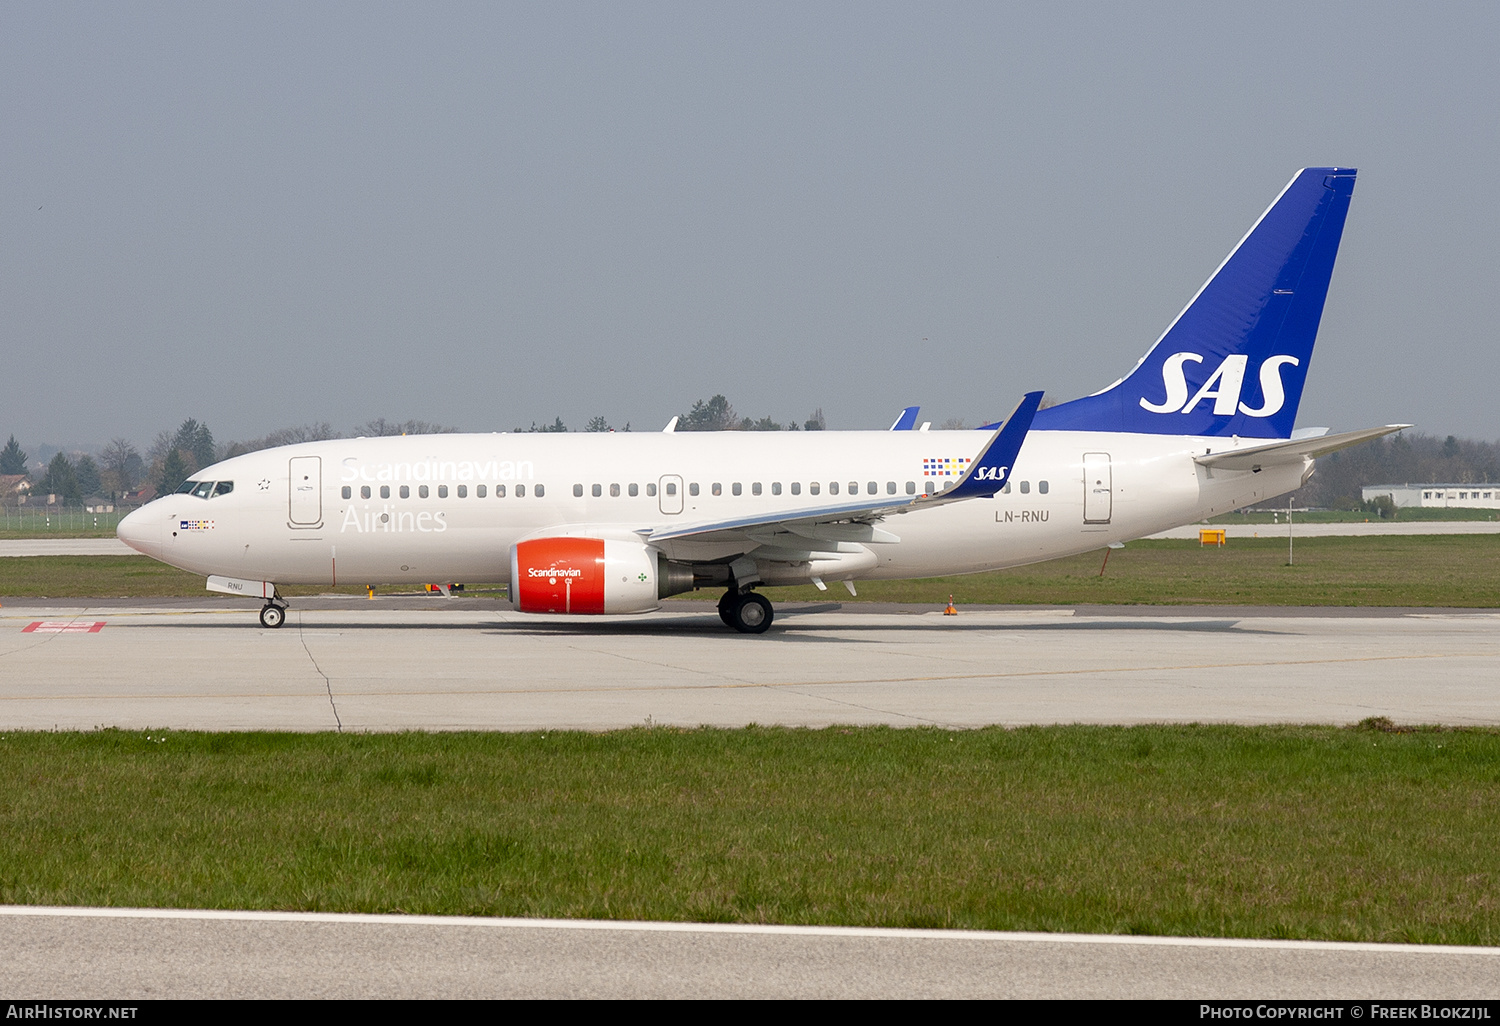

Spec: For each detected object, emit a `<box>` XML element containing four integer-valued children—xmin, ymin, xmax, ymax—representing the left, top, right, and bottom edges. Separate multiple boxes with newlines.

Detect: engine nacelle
<box><xmin>509</xmin><ymin>537</ymin><xmax>695</xmax><ymax>614</ymax></box>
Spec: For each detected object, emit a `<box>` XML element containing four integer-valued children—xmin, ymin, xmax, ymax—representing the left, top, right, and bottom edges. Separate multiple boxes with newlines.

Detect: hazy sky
<box><xmin>4</xmin><ymin>2</ymin><xmax>1498</xmax><ymax>450</ymax></box>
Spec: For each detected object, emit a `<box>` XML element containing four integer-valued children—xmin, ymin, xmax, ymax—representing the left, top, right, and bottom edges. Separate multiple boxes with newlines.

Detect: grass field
<box><xmin>0</xmin><ymin>724</ymin><xmax>1495</xmax><ymax>943</ymax></box>
<box><xmin>5</xmin><ymin>535</ymin><xmax>1500</xmax><ymax>606</ymax></box>
<box><xmin>1211</xmin><ymin>507</ymin><xmax>1500</xmax><ymax>524</ymax></box>
<box><xmin>756</xmin><ymin>535</ymin><xmax>1500</xmax><ymax>607</ymax></box>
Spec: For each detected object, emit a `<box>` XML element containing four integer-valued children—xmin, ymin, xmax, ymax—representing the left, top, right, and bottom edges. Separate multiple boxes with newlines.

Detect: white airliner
<box><xmin>119</xmin><ymin>167</ymin><xmax>1403</xmax><ymax>633</ymax></box>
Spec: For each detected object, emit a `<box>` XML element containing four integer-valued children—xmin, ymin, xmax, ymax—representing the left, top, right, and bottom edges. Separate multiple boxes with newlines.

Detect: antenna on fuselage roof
<box><xmin>662</xmin><ymin>416</ymin><xmax>678</xmax><ymax>433</ymax></box>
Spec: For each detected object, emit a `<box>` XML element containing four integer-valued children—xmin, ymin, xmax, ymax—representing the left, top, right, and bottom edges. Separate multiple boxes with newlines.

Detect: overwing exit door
<box><xmin>659</xmin><ymin>475</ymin><xmax>683</xmax><ymax>515</ymax></box>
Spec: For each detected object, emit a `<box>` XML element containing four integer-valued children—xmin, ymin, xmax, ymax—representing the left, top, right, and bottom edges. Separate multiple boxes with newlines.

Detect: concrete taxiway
<box><xmin>3</xmin><ymin>906</ymin><xmax>1497</xmax><ymax>999</ymax></box>
<box><xmin>1</xmin><ymin>599</ymin><xmax>1495</xmax><ymax>730</ymax></box>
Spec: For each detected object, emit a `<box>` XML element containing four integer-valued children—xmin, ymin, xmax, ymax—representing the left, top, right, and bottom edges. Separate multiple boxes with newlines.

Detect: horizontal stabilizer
<box><xmin>1194</xmin><ymin>424</ymin><xmax>1411</xmax><ymax>471</ymax></box>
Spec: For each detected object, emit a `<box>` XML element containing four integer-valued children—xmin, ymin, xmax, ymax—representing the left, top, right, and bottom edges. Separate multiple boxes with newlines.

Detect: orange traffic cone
<box><xmin>944</xmin><ymin>594</ymin><xmax>957</xmax><ymax>615</ymax></box>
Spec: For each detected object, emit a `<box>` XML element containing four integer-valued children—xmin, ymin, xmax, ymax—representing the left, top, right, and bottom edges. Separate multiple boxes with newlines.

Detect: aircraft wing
<box><xmin>645</xmin><ymin>392</ymin><xmax>1044</xmax><ymax>546</ymax></box>
<box><xmin>1194</xmin><ymin>424</ymin><xmax>1411</xmax><ymax>472</ymax></box>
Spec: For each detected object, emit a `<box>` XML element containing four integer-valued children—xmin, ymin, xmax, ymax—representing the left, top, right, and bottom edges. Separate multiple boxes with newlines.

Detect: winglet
<box><xmin>890</xmin><ymin>406</ymin><xmax>921</xmax><ymax>431</ymax></box>
<box><xmin>662</xmin><ymin>416</ymin><xmax>679</xmax><ymax>433</ymax></box>
<box><xmin>927</xmin><ymin>391</ymin><xmax>1044</xmax><ymax>501</ymax></box>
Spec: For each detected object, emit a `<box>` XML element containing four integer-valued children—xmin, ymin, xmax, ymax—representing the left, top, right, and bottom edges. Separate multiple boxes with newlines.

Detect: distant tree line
<box><xmin>19</xmin><ymin>412</ymin><xmax>1488</xmax><ymax>514</ymax></box>
<box><xmin>1267</xmin><ymin>432</ymin><xmax>1500</xmax><ymax>511</ymax></box>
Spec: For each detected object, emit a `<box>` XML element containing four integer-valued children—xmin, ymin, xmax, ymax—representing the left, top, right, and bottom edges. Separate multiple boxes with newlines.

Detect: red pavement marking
<box><xmin>21</xmin><ymin>621</ymin><xmax>106</xmax><ymax>633</ymax></box>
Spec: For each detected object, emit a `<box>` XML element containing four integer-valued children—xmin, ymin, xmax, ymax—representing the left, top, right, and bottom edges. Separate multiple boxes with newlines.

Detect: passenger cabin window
<box><xmin>381</xmin><ymin>485</ymin><xmax>390</xmax><ymax>499</ymax></box>
<box><xmin>771</xmin><ymin>482</ymin><xmax>781</xmax><ymax>496</ymax></box>
<box><xmin>535</xmin><ymin>484</ymin><xmax>545</xmax><ymax>497</ymax></box>
<box><xmin>1020</xmin><ymin>481</ymin><xmax>1030</xmax><ymax>494</ymax></box>
<box><xmin>906</xmin><ymin>481</ymin><xmax>916</xmax><ymax>494</ymax></box>
<box><xmin>848</xmin><ymin>482</ymin><xmax>858</xmax><ymax>495</ymax></box>
<box><xmin>666</xmin><ymin>482</ymin><xmax>677</xmax><ymax>496</ymax></box>
<box><xmin>810</xmin><ymin>482</ymin><xmax>820</xmax><ymax>495</ymax></box>
<box><xmin>573</xmin><ymin>484</ymin><xmax>584</xmax><ymax>497</ymax></box>
<box><xmin>400</xmin><ymin>485</ymin><xmax>410</xmax><ymax>499</ymax></box>
<box><xmin>647</xmin><ymin>483</ymin><xmax>656</xmax><ymax>496</ymax></box>
<box><xmin>420</xmin><ymin>485</ymin><xmax>430</xmax><ymax>498</ymax></box>
<box><xmin>924</xmin><ymin>481</ymin><xmax>936</xmax><ymax>495</ymax></box>
<box><xmin>867</xmin><ymin>481</ymin><xmax>877</xmax><ymax>495</ymax></box>
<box><xmin>628</xmin><ymin>483</ymin><xmax>638</xmax><ymax>497</ymax></box>
<box><xmin>752</xmin><ymin>483</ymin><xmax>762</xmax><ymax>496</ymax></box>
<box><xmin>733</xmin><ymin>483</ymin><xmax>742</xmax><ymax>496</ymax></box>
<box><xmin>886</xmin><ymin>481</ymin><xmax>896</xmax><ymax>494</ymax></box>
<box><xmin>593</xmin><ymin>484</ymin><xmax>602</xmax><ymax>497</ymax></box>
<box><xmin>711</xmin><ymin>483</ymin><xmax>722</xmax><ymax>496</ymax></box>
<box><xmin>496</xmin><ymin>484</ymin><xmax>506</xmax><ymax>497</ymax></box>
<box><xmin>361</xmin><ymin>485</ymin><xmax>371</xmax><ymax>499</ymax></box>
<box><xmin>342</xmin><ymin>486</ymin><xmax>352</xmax><ymax>499</ymax></box>
<box><xmin>830</xmin><ymin>482</ymin><xmax>839</xmax><ymax>495</ymax></box>
<box><xmin>689</xmin><ymin>483</ymin><xmax>699</xmax><ymax>496</ymax></box>
<box><xmin>1038</xmin><ymin>480</ymin><xmax>1049</xmax><ymax>494</ymax></box>
<box><xmin>457</xmin><ymin>485</ymin><xmax>467</xmax><ymax>498</ymax></box>
<box><xmin>477</xmin><ymin>485</ymin><xmax>486</xmax><ymax>498</ymax></box>
<box><xmin>790</xmin><ymin>482</ymin><xmax>800</xmax><ymax>495</ymax></box>
<box><xmin>610</xmin><ymin>484</ymin><xmax>620</xmax><ymax>497</ymax></box>
<box><xmin>438</xmin><ymin>485</ymin><xmax>448</xmax><ymax>498</ymax></box>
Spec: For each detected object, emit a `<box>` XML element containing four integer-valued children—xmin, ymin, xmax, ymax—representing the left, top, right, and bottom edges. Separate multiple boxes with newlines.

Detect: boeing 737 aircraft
<box><xmin>119</xmin><ymin>167</ymin><xmax>1403</xmax><ymax>633</ymax></box>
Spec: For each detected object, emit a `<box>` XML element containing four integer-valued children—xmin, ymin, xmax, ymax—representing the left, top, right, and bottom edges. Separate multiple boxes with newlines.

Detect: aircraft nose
<box><xmin>117</xmin><ymin>505</ymin><xmax>162</xmax><ymax>559</ymax></box>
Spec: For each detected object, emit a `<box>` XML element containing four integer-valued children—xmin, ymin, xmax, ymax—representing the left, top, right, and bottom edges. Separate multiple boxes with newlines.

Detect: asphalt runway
<box><xmin>1</xmin><ymin>599</ymin><xmax>1496</xmax><ymax>730</ymax></box>
<box><xmin>3</xmin><ymin>907</ymin><xmax>1497</xmax><ymax>999</ymax></box>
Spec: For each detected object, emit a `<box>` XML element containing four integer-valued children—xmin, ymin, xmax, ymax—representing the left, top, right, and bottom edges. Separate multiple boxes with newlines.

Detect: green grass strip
<box><xmin>7</xmin><ymin>536</ymin><xmax>1500</xmax><ymax>606</ymax></box>
<box><xmin>1</xmin><ymin>724</ymin><xmax>1496</xmax><ymax>943</ymax></box>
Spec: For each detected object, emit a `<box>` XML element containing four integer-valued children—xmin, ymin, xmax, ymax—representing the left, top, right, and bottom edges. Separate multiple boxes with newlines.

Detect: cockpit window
<box><xmin>213</xmin><ymin>481</ymin><xmax>233</xmax><ymax>496</ymax></box>
<box><xmin>191</xmin><ymin>481</ymin><xmax>215</xmax><ymax>499</ymax></box>
<box><xmin>177</xmin><ymin>480</ymin><xmax>200</xmax><ymax>495</ymax></box>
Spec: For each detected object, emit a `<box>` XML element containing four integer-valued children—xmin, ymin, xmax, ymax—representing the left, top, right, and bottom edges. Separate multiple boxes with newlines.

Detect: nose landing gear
<box><xmin>259</xmin><ymin>599</ymin><xmax>288</xmax><ymax>629</ymax></box>
<box><xmin>719</xmin><ymin>589</ymin><xmax>773</xmax><ymax>634</ymax></box>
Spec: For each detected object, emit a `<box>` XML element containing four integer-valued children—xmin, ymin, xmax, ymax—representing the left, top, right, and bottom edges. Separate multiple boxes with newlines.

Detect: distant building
<box><xmin>0</xmin><ymin>474</ymin><xmax>30</xmax><ymax>504</ymax></box>
<box><xmin>1362</xmin><ymin>483</ymin><xmax>1500</xmax><ymax>509</ymax></box>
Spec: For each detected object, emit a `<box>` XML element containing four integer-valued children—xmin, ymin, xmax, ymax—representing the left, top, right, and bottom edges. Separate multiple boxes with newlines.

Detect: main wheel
<box><xmin>729</xmin><ymin>592</ymin><xmax>773</xmax><ymax>634</ymax></box>
<box><xmin>717</xmin><ymin>591</ymin><xmax>736</xmax><ymax>626</ymax></box>
<box><xmin>259</xmin><ymin>604</ymin><xmax>286</xmax><ymax>629</ymax></box>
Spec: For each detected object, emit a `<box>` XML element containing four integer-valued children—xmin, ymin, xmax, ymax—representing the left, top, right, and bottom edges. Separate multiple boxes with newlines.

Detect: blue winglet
<box><xmin>890</xmin><ymin>406</ymin><xmax>921</xmax><ymax>431</ymax></box>
<box><xmin>936</xmin><ymin>391</ymin><xmax>1044</xmax><ymax>500</ymax></box>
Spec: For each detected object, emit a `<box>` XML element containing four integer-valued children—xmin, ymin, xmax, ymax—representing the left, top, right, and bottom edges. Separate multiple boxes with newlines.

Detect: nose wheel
<box><xmin>259</xmin><ymin>601</ymin><xmax>287</xmax><ymax>629</ymax></box>
<box><xmin>722</xmin><ymin>590</ymin><xmax>773</xmax><ymax>634</ymax></box>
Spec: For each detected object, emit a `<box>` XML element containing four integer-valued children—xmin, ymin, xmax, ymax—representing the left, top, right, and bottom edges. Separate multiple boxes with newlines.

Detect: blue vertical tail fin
<box><xmin>1033</xmin><ymin>167</ymin><xmax>1357</xmax><ymax>438</ymax></box>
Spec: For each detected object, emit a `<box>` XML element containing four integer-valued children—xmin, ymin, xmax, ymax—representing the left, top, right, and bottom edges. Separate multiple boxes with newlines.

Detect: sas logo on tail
<box><xmin>1139</xmin><ymin>353</ymin><xmax>1300</xmax><ymax>417</ymax></box>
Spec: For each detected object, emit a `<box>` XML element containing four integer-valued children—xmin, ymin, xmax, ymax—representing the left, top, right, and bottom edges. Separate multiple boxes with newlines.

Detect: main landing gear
<box><xmin>259</xmin><ymin>597</ymin><xmax>288</xmax><ymax>629</ymax></box>
<box><xmin>719</xmin><ymin>589</ymin><xmax>773</xmax><ymax>634</ymax></box>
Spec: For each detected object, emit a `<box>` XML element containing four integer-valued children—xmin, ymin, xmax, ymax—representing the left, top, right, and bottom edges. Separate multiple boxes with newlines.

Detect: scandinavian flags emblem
<box><xmin>922</xmin><ymin>457</ymin><xmax>971</xmax><ymax>478</ymax></box>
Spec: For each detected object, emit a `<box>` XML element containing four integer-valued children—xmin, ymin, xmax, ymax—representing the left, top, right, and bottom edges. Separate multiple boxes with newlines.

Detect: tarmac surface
<box><xmin>1</xmin><ymin>598</ymin><xmax>1496</xmax><ymax>731</ymax></box>
<box><xmin>3</xmin><ymin>906</ymin><xmax>1498</xmax><ymax>999</ymax></box>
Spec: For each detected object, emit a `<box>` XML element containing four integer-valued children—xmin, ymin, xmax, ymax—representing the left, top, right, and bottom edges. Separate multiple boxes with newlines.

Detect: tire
<box><xmin>730</xmin><ymin>592</ymin><xmax>773</xmax><ymax>634</ymax></box>
<box><xmin>717</xmin><ymin>591</ymin><xmax>736</xmax><ymax>626</ymax></box>
<box><xmin>259</xmin><ymin>604</ymin><xmax>286</xmax><ymax>629</ymax></box>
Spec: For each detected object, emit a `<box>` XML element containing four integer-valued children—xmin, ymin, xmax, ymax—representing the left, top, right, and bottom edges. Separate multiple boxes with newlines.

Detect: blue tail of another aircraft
<box><xmin>1033</xmin><ymin>167</ymin><xmax>1357</xmax><ymax>439</ymax></box>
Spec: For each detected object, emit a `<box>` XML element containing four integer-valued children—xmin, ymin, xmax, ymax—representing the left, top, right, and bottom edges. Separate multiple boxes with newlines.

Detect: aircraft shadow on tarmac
<box><xmin>122</xmin><ymin>607</ymin><xmax>1277</xmax><ymax>639</ymax></box>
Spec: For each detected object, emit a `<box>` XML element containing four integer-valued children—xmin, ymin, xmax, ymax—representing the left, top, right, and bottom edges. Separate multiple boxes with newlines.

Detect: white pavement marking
<box><xmin>2</xmin><ymin>905</ymin><xmax>1497</xmax><ymax>956</ymax></box>
<box><xmin>0</xmin><ymin>538</ymin><xmax>136</xmax><ymax>557</ymax></box>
